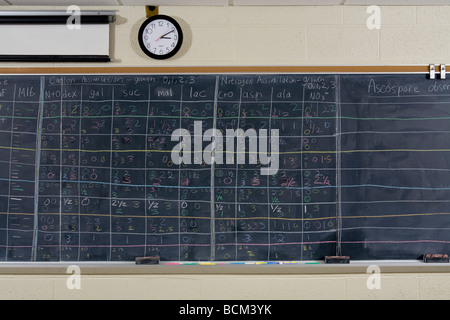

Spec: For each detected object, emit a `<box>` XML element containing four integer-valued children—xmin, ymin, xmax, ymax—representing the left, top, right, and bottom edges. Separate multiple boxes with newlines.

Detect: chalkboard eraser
<box><xmin>324</xmin><ymin>256</ymin><xmax>350</xmax><ymax>264</ymax></box>
<box><xmin>423</xmin><ymin>254</ymin><xmax>449</xmax><ymax>263</ymax></box>
<box><xmin>135</xmin><ymin>256</ymin><xmax>160</xmax><ymax>264</ymax></box>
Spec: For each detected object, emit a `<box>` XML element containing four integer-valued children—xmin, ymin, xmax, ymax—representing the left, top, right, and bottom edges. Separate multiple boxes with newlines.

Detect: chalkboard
<box><xmin>0</xmin><ymin>73</ymin><xmax>449</xmax><ymax>262</ymax></box>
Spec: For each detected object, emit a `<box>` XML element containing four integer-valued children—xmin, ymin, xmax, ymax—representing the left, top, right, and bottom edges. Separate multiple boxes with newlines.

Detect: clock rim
<box><xmin>138</xmin><ymin>14</ymin><xmax>184</xmax><ymax>60</ymax></box>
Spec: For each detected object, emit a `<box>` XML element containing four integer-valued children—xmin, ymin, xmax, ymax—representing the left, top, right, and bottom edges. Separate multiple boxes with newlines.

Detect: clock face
<box><xmin>138</xmin><ymin>15</ymin><xmax>183</xmax><ymax>60</ymax></box>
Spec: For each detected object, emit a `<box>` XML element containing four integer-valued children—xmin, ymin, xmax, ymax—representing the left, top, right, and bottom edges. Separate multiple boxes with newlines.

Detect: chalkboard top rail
<box><xmin>0</xmin><ymin>65</ymin><xmax>441</xmax><ymax>74</ymax></box>
<box><xmin>0</xmin><ymin>261</ymin><xmax>449</xmax><ymax>275</ymax></box>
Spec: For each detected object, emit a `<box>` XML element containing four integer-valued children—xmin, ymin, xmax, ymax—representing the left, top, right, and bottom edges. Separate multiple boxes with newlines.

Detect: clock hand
<box><xmin>156</xmin><ymin>29</ymin><xmax>175</xmax><ymax>42</ymax></box>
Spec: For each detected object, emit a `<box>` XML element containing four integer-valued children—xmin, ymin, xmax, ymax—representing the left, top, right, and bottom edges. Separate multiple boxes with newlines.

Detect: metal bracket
<box><xmin>146</xmin><ymin>6</ymin><xmax>158</xmax><ymax>18</ymax></box>
<box><xmin>429</xmin><ymin>64</ymin><xmax>447</xmax><ymax>80</ymax></box>
<box><xmin>430</xmin><ymin>64</ymin><xmax>436</xmax><ymax>79</ymax></box>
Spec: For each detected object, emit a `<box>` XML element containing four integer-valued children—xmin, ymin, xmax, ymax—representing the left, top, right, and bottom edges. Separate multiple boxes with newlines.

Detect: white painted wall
<box><xmin>1</xmin><ymin>5</ymin><xmax>449</xmax><ymax>66</ymax></box>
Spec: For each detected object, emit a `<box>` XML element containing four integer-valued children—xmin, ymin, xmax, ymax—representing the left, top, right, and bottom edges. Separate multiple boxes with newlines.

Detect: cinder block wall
<box><xmin>1</xmin><ymin>5</ymin><xmax>450</xmax><ymax>300</ymax></box>
<box><xmin>1</xmin><ymin>272</ymin><xmax>450</xmax><ymax>299</ymax></box>
<box><xmin>2</xmin><ymin>5</ymin><xmax>448</xmax><ymax>66</ymax></box>
<box><xmin>121</xmin><ymin>6</ymin><xmax>450</xmax><ymax>66</ymax></box>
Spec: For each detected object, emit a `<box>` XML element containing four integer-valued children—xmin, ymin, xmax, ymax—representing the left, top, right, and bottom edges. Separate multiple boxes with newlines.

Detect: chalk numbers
<box><xmin>1</xmin><ymin>75</ymin><xmax>338</xmax><ymax>262</ymax></box>
<box><xmin>214</xmin><ymin>75</ymin><xmax>338</xmax><ymax>261</ymax></box>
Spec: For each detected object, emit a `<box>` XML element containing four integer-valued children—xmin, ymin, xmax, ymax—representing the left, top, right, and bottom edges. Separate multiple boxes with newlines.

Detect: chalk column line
<box><xmin>31</xmin><ymin>77</ymin><xmax>45</xmax><ymax>261</ymax></box>
<box><xmin>5</xmin><ymin>83</ymin><xmax>16</xmax><ymax>261</ymax></box>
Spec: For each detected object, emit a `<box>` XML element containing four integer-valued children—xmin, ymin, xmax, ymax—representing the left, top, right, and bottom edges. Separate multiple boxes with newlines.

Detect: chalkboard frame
<box><xmin>0</xmin><ymin>260</ymin><xmax>449</xmax><ymax>274</ymax></box>
<box><xmin>0</xmin><ymin>65</ymin><xmax>437</xmax><ymax>75</ymax></box>
<box><xmin>1</xmin><ymin>66</ymin><xmax>449</xmax><ymax>272</ymax></box>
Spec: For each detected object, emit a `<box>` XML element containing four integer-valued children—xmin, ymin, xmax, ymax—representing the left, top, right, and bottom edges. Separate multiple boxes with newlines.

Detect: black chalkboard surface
<box><xmin>0</xmin><ymin>73</ymin><xmax>449</xmax><ymax>262</ymax></box>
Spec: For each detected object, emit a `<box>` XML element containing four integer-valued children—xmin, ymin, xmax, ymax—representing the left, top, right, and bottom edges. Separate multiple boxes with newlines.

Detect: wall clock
<box><xmin>138</xmin><ymin>14</ymin><xmax>183</xmax><ymax>60</ymax></box>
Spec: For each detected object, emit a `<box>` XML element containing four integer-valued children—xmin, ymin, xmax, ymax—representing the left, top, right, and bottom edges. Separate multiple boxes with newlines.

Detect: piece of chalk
<box><xmin>423</xmin><ymin>254</ymin><xmax>449</xmax><ymax>263</ymax></box>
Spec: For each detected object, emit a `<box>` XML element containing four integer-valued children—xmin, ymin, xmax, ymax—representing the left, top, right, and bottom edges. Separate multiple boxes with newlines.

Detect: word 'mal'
<box><xmin>171</xmin><ymin>121</ymin><xmax>279</xmax><ymax>175</ymax></box>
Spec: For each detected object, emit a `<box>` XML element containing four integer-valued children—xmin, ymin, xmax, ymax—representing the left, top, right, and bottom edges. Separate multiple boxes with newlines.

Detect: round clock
<box><xmin>138</xmin><ymin>15</ymin><xmax>183</xmax><ymax>60</ymax></box>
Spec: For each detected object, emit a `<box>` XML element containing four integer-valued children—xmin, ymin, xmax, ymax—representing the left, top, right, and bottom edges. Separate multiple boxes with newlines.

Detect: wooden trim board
<box><xmin>0</xmin><ymin>65</ymin><xmax>439</xmax><ymax>74</ymax></box>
